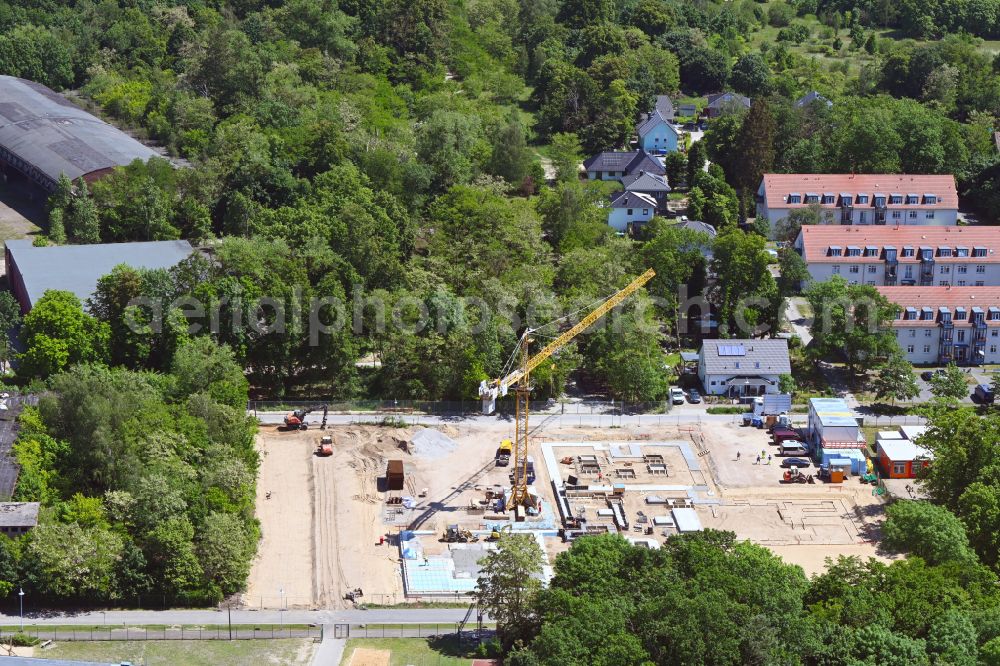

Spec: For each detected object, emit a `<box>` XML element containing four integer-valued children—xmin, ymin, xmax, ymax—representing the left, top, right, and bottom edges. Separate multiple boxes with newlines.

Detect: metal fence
<box><xmin>248</xmin><ymin>399</ymin><xmax>675</xmax><ymax>416</ymax></box>
<box><xmin>336</xmin><ymin>624</ymin><xmax>495</xmax><ymax>639</ymax></box>
<box><xmin>2</xmin><ymin>624</ymin><xmax>323</xmax><ymax>642</ymax></box>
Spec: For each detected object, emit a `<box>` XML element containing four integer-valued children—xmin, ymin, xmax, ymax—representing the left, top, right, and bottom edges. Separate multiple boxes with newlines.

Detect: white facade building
<box><xmin>697</xmin><ymin>339</ymin><xmax>790</xmax><ymax>397</ymax></box>
<box><xmin>794</xmin><ymin>226</ymin><xmax>1000</xmax><ymax>289</ymax></box>
<box><xmin>756</xmin><ymin>174</ymin><xmax>959</xmax><ymax>232</ymax></box>
<box><xmin>880</xmin><ymin>287</ymin><xmax>1000</xmax><ymax>365</ymax></box>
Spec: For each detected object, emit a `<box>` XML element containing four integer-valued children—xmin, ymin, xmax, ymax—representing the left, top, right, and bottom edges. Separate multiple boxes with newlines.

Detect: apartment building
<box><xmin>880</xmin><ymin>287</ymin><xmax>1000</xmax><ymax>365</ymax></box>
<box><xmin>794</xmin><ymin>226</ymin><xmax>1000</xmax><ymax>289</ymax></box>
<box><xmin>756</xmin><ymin>174</ymin><xmax>958</xmax><ymax>231</ymax></box>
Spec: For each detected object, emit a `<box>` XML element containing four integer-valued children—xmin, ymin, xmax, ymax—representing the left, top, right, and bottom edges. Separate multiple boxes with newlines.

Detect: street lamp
<box><xmin>279</xmin><ymin>587</ymin><xmax>285</xmax><ymax>628</ymax></box>
<box><xmin>18</xmin><ymin>587</ymin><xmax>24</xmax><ymax>632</ymax></box>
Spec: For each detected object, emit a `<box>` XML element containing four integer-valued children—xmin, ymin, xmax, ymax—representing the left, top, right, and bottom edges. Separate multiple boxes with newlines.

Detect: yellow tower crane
<box><xmin>478</xmin><ymin>268</ymin><xmax>656</xmax><ymax>509</ymax></box>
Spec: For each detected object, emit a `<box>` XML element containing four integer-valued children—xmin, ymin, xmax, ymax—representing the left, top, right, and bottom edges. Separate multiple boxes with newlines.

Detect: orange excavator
<box><xmin>283</xmin><ymin>404</ymin><xmax>328</xmax><ymax>430</ymax></box>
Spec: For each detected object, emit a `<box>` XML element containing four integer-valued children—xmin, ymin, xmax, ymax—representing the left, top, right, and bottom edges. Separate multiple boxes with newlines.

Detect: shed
<box><xmin>0</xmin><ymin>502</ymin><xmax>39</xmax><ymax>537</ymax></box>
<box><xmin>671</xmin><ymin>507</ymin><xmax>703</xmax><ymax>532</ymax></box>
<box><xmin>386</xmin><ymin>459</ymin><xmax>405</xmax><ymax>490</ymax></box>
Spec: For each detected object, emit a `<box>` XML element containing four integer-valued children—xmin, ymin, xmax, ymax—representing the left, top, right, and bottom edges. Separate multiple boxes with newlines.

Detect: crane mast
<box><xmin>483</xmin><ymin>268</ymin><xmax>656</xmax><ymax>510</ymax></box>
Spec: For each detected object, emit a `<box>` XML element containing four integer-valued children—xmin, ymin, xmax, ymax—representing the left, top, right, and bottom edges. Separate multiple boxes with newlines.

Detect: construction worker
<box><xmin>736</xmin><ymin>451</ymin><xmax>741</xmax><ymax>462</ymax></box>
<box><xmin>767</xmin><ymin>454</ymin><xmax>773</xmax><ymax>465</ymax></box>
<box><xmin>755</xmin><ymin>454</ymin><xmax>761</xmax><ymax>465</ymax></box>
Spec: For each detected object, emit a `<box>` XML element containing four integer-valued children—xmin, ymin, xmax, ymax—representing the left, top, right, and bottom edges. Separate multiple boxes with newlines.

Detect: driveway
<box><xmin>783</xmin><ymin>297</ymin><xmax>813</xmax><ymax>346</ymax></box>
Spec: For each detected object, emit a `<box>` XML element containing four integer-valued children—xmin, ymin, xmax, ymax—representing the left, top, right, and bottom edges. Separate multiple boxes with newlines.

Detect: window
<box><xmin>993</xmin><ymin>330</ymin><xmax>999</xmax><ymax>338</ymax></box>
<box><xmin>926</xmin><ymin>212</ymin><xmax>935</xmax><ymax>219</ymax></box>
<box><xmin>788</xmin><ymin>194</ymin><xmax>801</xmax><ymax>204</ymax></box>
<box><xmin>874</xmin><ymin>196</ymin><xmax>886</xmax><ymax>207</ymax></box>
<box><xmin>940</xmin><ymin>266</ymin><xmax>950</xmax><ymax>274</ymax></box>
<box><xmin>977</xmin><ymin>281</ymin><xmax>986</xmax><ymax>286</ymax></box>
<box><xmin>850</xmin><ymin>265</ymin><xmax>860</xmax><ymax>273</ymax></box>
<box><xmin>859</xmin><ymin>211</ymin><xmax>868</xmax><ymax>223</ymax></box>
<box><xmin>864</xmin><ymin>247</ymin><xmax>878</xmax><ymax>257</ymax></box>
<box><xmin>892</xmin><ymin>211</ymin><xmax>902</xmax><ymax>219</ymax></box>
<box><xmin>973</xmin><ymin>247</ymin><xmax>988</xmax><ymax>257</ymax></box>
<box><xmin>909</xmin><ymin>330</ymin><xmax>916</xmax><ymax>337</ymax></box>
<box><xmin>925</xmin><ymin>195</ymin><xmax>937</xmax><ymax>204</ymax></box>
<box><xmin>977</xmin><ymin>265</ymin><xmax>986</xmax><ymax>273</ymax></box>
<box><xmin>907</xmin><ymin>345</ymin><xmax>914</xmax><ymax>353</ymax></box>
<box><xmin>924</xmin><ymin>345</ymin><xmax>931</xmax><ymax>353</ymax></box>
<box><xmin>867</xmin><ymin>280</ymin><xmax>875</xmax><ymax>285</ymax></box>
<box><xmin>925</xmin><ymin>330</ymin><xmax>932</xmax><ymax>337</ymax></box>
<box><xmin>867</xmin><ymin>265</ymin><xmax>877</xmax><ymax>273</ymax></box>
<box><xmin>938</xmin><ymin>247</ymin><xmax>951</xmax><ymax>257</ymax></box>
<box><xmin>958</xmin><ymin>280</ymin><xmax>966</xmax><ymax>286</ymax></box>
<box><xmin>890</xmin><ymin>195</ymin><xmax>903</xmax><ymax>204</ymax></box>
<box><xmin>909</xmin><ymin>211</ymin><xmax>918</xmax><ymax>219</ymax></box>
<box><xmin>627</xmin><ymin>208</ymin><xmax>633</xmax><ymax>215</ymax></box>
<box><xmin>904</xmin><ymin>266</ymin><xmax>914</xmax><ymax>278</ymax></box>
<box><xmin>956</xmin><ymin>309</ymin><xmax>967</xmax><ymax>321</ymax></box>
<box><xmin>993</xmin><ymin>345</ymin><xmax>998</xmax><ymax>354</ymax></box>
<box><xmin>958</xmin><ymin>330</ymin><xmax>966</xmax><ymax>342</ymax></box>
<box><xmin>958</xmin><ymin>265</ymin><xmax>968</xmax><ymax>274</ymax></box>
<box><xmin>642</xmin><ymin>209</ymin><xmax>649</xmax><ymax>215</ymax></box>
<box><xmin>805</xmin><ymin>194</ymin><xmax>819</xmax><ymax>204</ymax></box>
<box><xmin>857</xmin><ymin>194</ymin><xmax>869</xmax><ymax>204</ymax></box>
<box><xmin>847</xmin><ymin>247</ymin><xmax>861</xmax><ymax>257</ymax></box>
<box><xmin>906</xmin><ymin>194</ymin><xmax>919</xmax><ymax>204</ymax></box>
<box><xmin>957</xmin><ymin>248</ymin><xmax>969</xmax><ymax>257</ymax></box>
<box><xmin>902</xmin><ymin>247</ymin><xmax>915</xmax><ymax>257</ymax></box>
<box><xmin>939</xmin><ymin>281</ymin><xmax>950</xmax><ymax>286</ymax></box>
<box><xmin>893</xmin><ymin>462</ymin><xmax>907</xmax><ymax>475</ymax></box>
<box><xmin>822</xmin><ymin>194</ymin><xmax>835</xmax><ymax>204</ymax></box>
<box><xmin>832</xmin><ymin>265</ymin><xmax>841</xmax><ymax>274</ymax></box>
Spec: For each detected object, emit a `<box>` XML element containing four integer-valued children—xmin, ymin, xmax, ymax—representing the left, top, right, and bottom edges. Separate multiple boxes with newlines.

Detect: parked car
<box><xmin>975</xmin><ymin>383</ymin><xmax>995</xmax><ymax>404</ymax></box>
<box><xmin>687</xmin><ymin>389</ymin><xmax>702</xmax><ymax>404</ymax></box>
<box><xmin>780</xmin><ymin>457</ymin><xmax>811</xmax><ymax>469</ymax></box>
<box><xmin>920</xmin><ymin>369</ymin><xmax>945</xmax><ymax>382</ymax></box>
<box><xmin>670</xmin><ymin>387</ymin><xmax>686</xmax><ymax>405</ymax></box>
<box><xmin>778</xmin><ymin>442</ymin><xmax>809</xmax><ymax>457</ymax></box>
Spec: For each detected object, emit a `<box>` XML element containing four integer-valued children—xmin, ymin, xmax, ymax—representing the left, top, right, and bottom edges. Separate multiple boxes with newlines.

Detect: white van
<box><xmin>778</xmin><ymin>441</ymin><xmax>808</xmax><ymax>457</ymax></box>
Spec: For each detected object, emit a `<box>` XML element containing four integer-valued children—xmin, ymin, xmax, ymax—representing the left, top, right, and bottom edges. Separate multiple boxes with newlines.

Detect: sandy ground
<box><xmin>347</xmin><ymin>647</ymin><xmax>390</xmax><ymax>666</ymax></box>
<box><xmin>247</xmin><ymin>418</ymin><xmax>894</xmax><ymax>608</ymax></box>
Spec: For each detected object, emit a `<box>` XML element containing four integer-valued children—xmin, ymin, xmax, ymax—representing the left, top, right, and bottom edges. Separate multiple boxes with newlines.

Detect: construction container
<box><xmin>386</xmin><ymin>459</ymin><xmax>405</xmax><ymax>490</ymax></box>
<box><xmin>829</xmin><ymin>469</ymin><xmax>845</xmax><ymax>484</ymax></box>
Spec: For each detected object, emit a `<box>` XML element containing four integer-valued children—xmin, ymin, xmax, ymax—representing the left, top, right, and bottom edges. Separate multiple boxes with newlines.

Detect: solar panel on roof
<box><xmin>718</xmin><ymin>344</ymin><xmax>746</xmax><ymax>356</ymax></box>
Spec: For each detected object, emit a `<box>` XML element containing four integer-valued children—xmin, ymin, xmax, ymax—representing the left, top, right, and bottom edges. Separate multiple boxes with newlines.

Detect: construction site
<box><xmin>244</xmin><ymin>272</ymin><xmax>894</xmax><ymax>610</ymax></box>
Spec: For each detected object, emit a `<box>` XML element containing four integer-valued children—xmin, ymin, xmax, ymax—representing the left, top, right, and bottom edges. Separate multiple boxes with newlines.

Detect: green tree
<box><xmin>777</xmin><ymin>248</ymin><xmax>809</xmax><ymax>296</ymax></box>
<box><xmin>24</xmin><ymin>523</ymin><xmax>123</xmax><ymax>599</ymax></box>
<box><xmin>19</xmin><ymin>291</ymin><xmax>109</xmax><ymax>378</ymax></box>
<box><xmin>548</xmin><ymin>133</ymin><xmax>584</xmax><ymax>184</ymax></box>
<box><xmin>197</xmin><ymin>512</ymin><xmax>257</xmax><ymax>595</ymax></box>
<box><xmin>476</xmin><ymin>533</ymin><xmax>545</xmax><ymax>650</ymax></box>
<box><xmin>778</xmin><ymin>373</ymin><xmax>797</xmax><ymax>395</ymax></box>
<box><xmin>417</xmin><ymin>111</ymin><xmax>489</xmax><ymax>191</ymax></box>
<box><xmin>490</xmin><ymin>114</ymin><xmax>536</xmax><ymax>190</ymax></box>
<box><xmin>711</xmin><ymin>227</ymin><xmax>779</xmax><ymax>337</ymax></box>
<box><xmin>806</xmin><ymin>276</ymin><xmax>899</xmax><ymax>372</ymax></box>
<box><xmin>773</xmin><ymin>204</ymin><xmax>833</xmax><ymax>243</ymax></box>
<box><xmin>686</xmin><ymin>141</ymin><xmax>706</xmax><ymax>188</ymax></box>
<box><xmin>65</xmin><ymin>179</ymin><xmax>101</xmax><ymax>244</ymax></box>
<box><xmin>730</xmin><ymin>53</ymin><xmax>771</xmax><ymax>96</ymax></box>
<box><xmin>929</xmin><ymin>363</ymin><xmax>968</xmax><ymax>404</ymax></box>
<box><xmin>870</xmin><ymin>354</ymin><xmax>920</xmax><ymax>407</ymax></box>
<box><xmin>883</xmin><ymin>501</ymin><xmax>974</xmax><ymax>565</ymax></box>
<box><xmin>47</xmin><ymin>208</ymin><xmax>66</xmax><ymax>245</ymax></box>
<box><xmin>536</xmin><ymin>180</ymin><xmax>611</xmax><ymax>254</ymax></box>
<box><xmin>662</xmin><ymin>151</ymin><xmax>687</xmax><ymax>190</ymax></box>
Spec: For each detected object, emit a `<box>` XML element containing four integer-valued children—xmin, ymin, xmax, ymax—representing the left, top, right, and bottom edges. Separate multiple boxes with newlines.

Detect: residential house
<box><xmin>881</xmin><ymin>286</ymin><xmax>1000</xmax><ymax>365</ymax></box>
<box><xmin>621</xmin><ymin>171</ymin><xmax>671</xmax><ymax>208</ymax></box>
<box><xmin>876</xmin><ymin>438</ymin><xmax>932</xmax><ymax>479</ymax></box>
<box><xmin>705</xmin><ymin>92</ymin><xmax>750</xmax><ymax>118</ymax></box>
<box><xmin>677</xmin><ymin>102</ymin><xmax>698</xmax><ymax>118</ymax></box>
<box><xmin>697</xmin><ymin>339</ymin><xmax>790</xmax><ymax>397</ymax></box>
<box><xmin>756</xmin><ymin>173</ymin><xmax>959</xmax><ymax>230</ymax></box>
<box><xmin>675</xmin><ymin>219</ymin><xmax>716</xmax><ymax>261</ymax></box>
<box><xmin>794</xmin><ymin>91</ymin><xmax>832</xmax><ymax>108</ymax></box>
<box><xmin>794</xmin><ymin>226</ymin><xmax>1000</xmax><ymax>289</ymax></box>
<box><xmin>653</xmin><ymin>95</ymin><xmax>675</xmax><ymax>120</ymax></box>
<box><xmin>636</xmin><ymin>110</ymin><xmax>680</xmax><ymax>153</ymax></box>
<box><xmin>583</xmin><ymin>150</ymin><xmax>665</xmax><ymax>182</ymax></box>
<box><xmin>606</xmin><ymin>191</ymin><xmax>656</xmax><ymax>232</ymax></box>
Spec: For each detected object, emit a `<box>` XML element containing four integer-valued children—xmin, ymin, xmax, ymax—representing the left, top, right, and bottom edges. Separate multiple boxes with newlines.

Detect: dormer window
<box><xmin>864</xmin><ymin>246</ymin><xmax>878</xmax><ymax>257</ymax></box>
<box><xmin>889</xmin><ymin>194</ymin><xmax>903</xmax><ymax>204</ymax></box>
<box><xmin>828</xmin><ymin>246</ymin><xmax>842</xmax><ymax>257</ymax></box>
<box><xmin>847</xmin><ymin>246</ymin><xmax>861</xmax><ymax>257</ymax></box>
<box><xmin>840</xmin><ymin>193</ymin><xmax>853</xmax><ymax>206</ymax></box>
<box><xmin>956</xmin><ymin>246</ymin><xmax>969</xmax><ymax>257</ymax></box>
<box><xmin>921</xmin><ymin>307</ymin><xmax>934</xmax><ymax>321</ymax></box>
<box><xmin>956</xmin><ymin>307</ymin><xmax>967</xmax><ymax>321</ymax></box>
<box><xmin>920</xmin><ymin>247</ymin><xmax>933</xmax><ymax>260</ymax></box>
<box><xmin>905</xmin><ymin>307</ymin><xmax>917</xmax><ymax>320</ymax></box>
<box><xmin>939</xmin><ymin>307</ymin><xmax>951</xmax><ymax>323</ymax></box>
<box><xmin>857</xmin><ymin>194</ymin><xmax>869</xmax><ymax>205</ymax></box>
<box><xmin>902</xmin><ymin>246</ymin><xmax>915</xmax><ymax>257</ymax></box>
<box><xmin>973</xmin><ymin>246</ymin><xmax>988</xmax><ymax>258</ymax></box>
<box><xmin>822</xmin><ymin>193</ymin><xmax>835</xmax><ymax>204</ymax></box>
<box><xmin>874</xmin><ymin>195</ymin><xmax>886</xmax><ymax>207</ymax></box>
<box><xmin>924</xmin><ymin>194</ymin><xmax>937</xmax><ymax>204</ymax></box>
<box><xmin>906</xmin><ymin>194</ymin><xmax>919</xmax><ymax>204</ymax></box>
<box><xmin>787</xmin><ymin>193</ymin><xmax>801</xmax><ymax>204</ymax></box>
<box><xmin>805</xmin><ymin>193</ymin><xmax>819</xmax><ymax>204</ymax></box>
<box><xmin>938</xmin><ymin>247</ymin><xmax>952</xmax><ymax>257</ymax></box>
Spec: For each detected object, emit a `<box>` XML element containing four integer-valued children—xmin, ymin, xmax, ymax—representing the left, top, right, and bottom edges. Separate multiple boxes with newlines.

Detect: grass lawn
<box><xmin>339</xmin><ymin>637</ymin><xmax>478</xmax><ymax>665</ymax></box>
<box><xmin>31</xmin><ymin>638</ymin><xmax>315</xmax><ymax>665</ymax></box>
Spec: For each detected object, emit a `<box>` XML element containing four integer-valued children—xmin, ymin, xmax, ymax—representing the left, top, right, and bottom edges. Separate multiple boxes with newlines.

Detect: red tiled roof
<box><xmin>879</xmin><ymin>286</ymin><xmax>1000</xmax><ymax>326</ymax></box>
<box><xmin>799</xmin><ymin>226</ymin><xmax>1000</xmax><ymax>263</ymax></box>
<box><xmin>761</xmin><ymin>174</ymin><xmax>958</xmax><ymax>210</ymax></box>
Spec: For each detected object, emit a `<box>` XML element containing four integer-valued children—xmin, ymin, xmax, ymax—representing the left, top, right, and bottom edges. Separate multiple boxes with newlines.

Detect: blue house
<box><xmin>636</xmin><ymin>110</ymin><xmax>680</xmax><ymax>154</ymax></box>
<box><xmin>606</xmin><ymin>191</ymin><xmax>657</xmax><ymax>232</ymax></box>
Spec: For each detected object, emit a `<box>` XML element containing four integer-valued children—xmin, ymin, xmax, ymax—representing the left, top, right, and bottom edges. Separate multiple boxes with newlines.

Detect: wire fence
<box><xmin>338</xmin><ymin>624</ymin><xmax>493</xmax><ymax>639</ymax></box>
<box><xmin>248</xmin><ymin>399</ymin><xmax>676</xmax><ymax>416</ymax></box>
<box><xmin>0</xmin><ymin>624</ymin><xmax>323</xmax><ymax>642</ymax></box>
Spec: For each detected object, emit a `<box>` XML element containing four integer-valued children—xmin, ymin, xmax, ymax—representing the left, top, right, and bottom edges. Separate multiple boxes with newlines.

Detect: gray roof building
<box><xmin>795</xmin><ymin>91</ymin><xmax>832</xmax><ymax>109</ymax></box>
<box><xmin>706</xmin><ymin>92</ymin><xmax>751</xmax><ymax>117</ymax></box>
<box><xmin>609</xmin><ymin>191</ymin><xmax>657</xmax><ymax>209</ymax></box>
<box><xmin>583</xmin><ymin>150</ymin><xmax>666</xmax><ymax>177</ymax></box>
<box><xmin>0</xmin><ymin>502</ymin><xmax>39</xmax><ymax>536</ymax></box>
<box><xmin>622</xmin><ymin>171</ymin><xmax>671</xmax><ymax>194</ymax></box>
<box><xmin>5</xmin><ymin>239</ymin><xmax>194</xmax><ymax>313</ymax></box>
<box><xmin>655</xmin><ymin>95</ymin><xmax>675</xmax><ymax>119</ymax></box>
<box><xmin>699</xmin><ymin>339</ymin><xmax>790</xmax><ymax>376</ymax></box>
<box><xmin>0</xmin><ymin>76</ymin><xmax>160</xmax><ymax>191</ymax></box>
<box><xmin>676</xmin><ymin>220</ymin><xmax>717</xmax><ymax>238</ymax></box>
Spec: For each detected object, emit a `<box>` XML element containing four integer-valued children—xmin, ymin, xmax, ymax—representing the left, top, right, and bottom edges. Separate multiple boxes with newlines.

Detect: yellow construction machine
<box><xmin>479</xmin><ymin>269</ymin><xmax>656</xmax><ymax>510</ymax></box>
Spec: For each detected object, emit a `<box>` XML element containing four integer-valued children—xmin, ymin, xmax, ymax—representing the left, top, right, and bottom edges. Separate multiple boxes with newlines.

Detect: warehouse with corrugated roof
<box><xmin>0</xmin><ymin>75</ymin><xmax>160</xmax><ymax>191</ymax></box>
